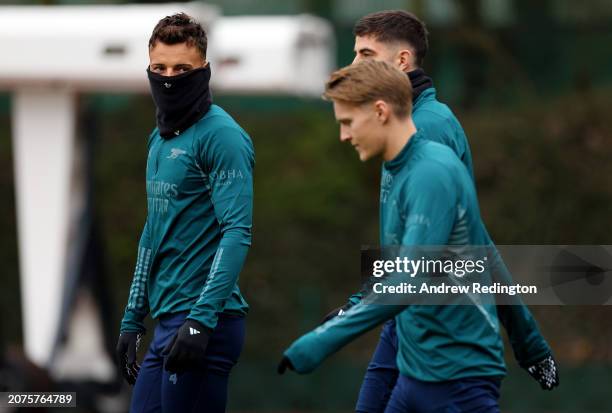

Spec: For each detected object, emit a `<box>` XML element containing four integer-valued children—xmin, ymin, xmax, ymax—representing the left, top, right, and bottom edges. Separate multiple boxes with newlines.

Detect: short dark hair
<box><xmin>353</xmin><ymin>10</ymin><xmax>428</xmax><ymax>66</ymax></box>
<box><xmin>149</xmin><ymin>13</ymin><xmax>207</xmax><ymax>59</ymax></box>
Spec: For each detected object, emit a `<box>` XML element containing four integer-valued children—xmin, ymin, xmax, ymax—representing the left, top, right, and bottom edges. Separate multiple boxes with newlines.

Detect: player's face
<box><xmin>334</xmin><ymin>100</ymin><xmax>384</xmax><ymax>162</ymax></box>
<box><xmin>353</xmin><ymin>35</ymin><xmax>398</xmax><ymax>67</ymax></box>
<box><xmin>149</xmin><ymin>42</ymin><xmax>206</xmax><ymax>77</ymax></box>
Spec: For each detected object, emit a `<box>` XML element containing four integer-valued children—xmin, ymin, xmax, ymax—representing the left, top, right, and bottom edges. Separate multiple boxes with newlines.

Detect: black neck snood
<box><xmin>147</xmin><ymin>65</ymin><xmax>212</xmax><ymax>138</ymax></box>
<box><xmin>408</xmin><ymin>69</ymin><xmax>434</xmax><ymax>102</ymax></box>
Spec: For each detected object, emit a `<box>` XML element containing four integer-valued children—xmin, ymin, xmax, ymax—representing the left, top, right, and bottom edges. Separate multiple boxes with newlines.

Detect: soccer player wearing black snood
<box><xmin>116</xmin><ymin>13</ymin><xmax>253</xmax><ymax>413</ymax></box>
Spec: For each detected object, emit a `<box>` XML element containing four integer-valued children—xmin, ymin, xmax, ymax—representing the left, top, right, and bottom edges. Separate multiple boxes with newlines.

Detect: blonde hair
<box><xmin>323</xmin><ymin>60</ymin><xmax>412</xmax><ymax>118</ymax></box>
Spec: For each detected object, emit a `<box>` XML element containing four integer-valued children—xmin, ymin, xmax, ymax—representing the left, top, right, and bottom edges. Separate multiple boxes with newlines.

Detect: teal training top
<box><xmin>285</xmin><ymin>132</ymin><xmax>507</xmax><ymax>380</ymax></box>
<box><xmin>413</xmin><ymin>87</ymin><xmax>550</xmax><ymax>366</ymax></box>
<box><xmin>120</xmin><ymin>105</ymin><xmax>253</xmax><ymax>332</ymax></box>
<box><xmin>412</xmin><ymin>87</ymin><xmax>474</xmax><ymax>180</ymax></box>
<box><xmin>348</xmin><ymin>87</ymin><xmax>550</xmax><ymax>367</ymax></box>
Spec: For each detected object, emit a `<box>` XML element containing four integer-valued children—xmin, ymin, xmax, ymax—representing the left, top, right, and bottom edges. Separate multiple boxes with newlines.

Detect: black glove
<box><xmin>320</xmin><ymin>303</ymin><xmax>351</xmax><ymax>325</ymax></box>
<box><xmin>163</xmin><ymin>319</ymin><xmax>211</xmax><ymax>373</ymax></box>
<box><xmin>116</xmin><ymin>331</ymin><xmax>143</xmax><ymax>385</ymax></box>
<box><xmin>525</xmin><ymin>355</ymin><xmax>559</xmax><ymax>390</ymax></box>
<box><xmin>277</xmin><ymin>356</ymin><xmax>294</xmax><ymax>375</ymax></box>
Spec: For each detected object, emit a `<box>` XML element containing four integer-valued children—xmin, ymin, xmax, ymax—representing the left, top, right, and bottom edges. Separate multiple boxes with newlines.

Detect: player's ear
<box><xmin>374</xmin><ymin>100</ymin><xmax>390</xmax><ymax>124</ymax></box>
<box><xmin>396</xmin><ymin>49</ymin><xmax>413</xmax><ymax>72</ymax></box>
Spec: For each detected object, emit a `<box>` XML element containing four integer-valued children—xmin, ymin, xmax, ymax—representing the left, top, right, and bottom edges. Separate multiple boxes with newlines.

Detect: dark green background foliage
<box><xmin>1</xmin><ymin>0</ymin><xmax>612</xmax><ymax>411</ymax></box>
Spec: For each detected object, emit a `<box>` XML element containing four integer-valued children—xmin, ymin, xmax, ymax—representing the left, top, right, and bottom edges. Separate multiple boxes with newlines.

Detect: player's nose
<box><xmin>340</xmin><ymin>123</ymin><xmax>353</xmax><ymax>142</ymax></box>
<box><xmin>340</xmin><ymin>131</ymin><xmax>352</xmax><ymax>142</ymax></box>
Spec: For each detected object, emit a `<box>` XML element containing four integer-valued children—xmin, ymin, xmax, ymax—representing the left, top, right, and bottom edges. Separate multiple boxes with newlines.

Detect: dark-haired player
<box><xmin>115</xmin><ymin>13</ymin><xmax>253</xmax><ymax>412</ymax></box>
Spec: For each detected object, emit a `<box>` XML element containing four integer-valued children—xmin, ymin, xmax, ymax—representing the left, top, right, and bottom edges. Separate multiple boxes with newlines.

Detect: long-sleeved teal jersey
<box><xmin>347</xmin><ymin>87</ymin><xmax>550</xmax><ymax>367</ymax></box>
<box><xmin>284</xmin><ymin>132</ymin><xmax>508</xmax><ymax>380</ymax></box>
<box><xmin>413</xmin><ymin>87</ymin><xmax>550</xmax><ymax>366</ymax></box>
<box><xmin>412</xmin><ymin>87</ymin><xmax>474</xmax><ymax>179</ymax></box>
<box><xmin>120</xmin><ymin>104</ymin><xmax>253</xmax><ymax>333</ymax></box>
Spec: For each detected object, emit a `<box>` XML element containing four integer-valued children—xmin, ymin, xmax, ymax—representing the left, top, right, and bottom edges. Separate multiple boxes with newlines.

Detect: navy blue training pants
<box><xmin>130</xmin><ymin>312</ymin><xmax>245</xmax><ymax>413</ymax></box>
<box><xmin>356</xmin><ymin>320</ymin><xmax>501</xmax><ymax>413</ymax></box>
<box><xmin>356</xmin><ymin>320</ymin><xmax>400</xmax><ymax>413</ymax></box>
<box><xmin>384</xmin><ymin>375</ymin><xmax>501</xmax><ymax>413</ymax></box>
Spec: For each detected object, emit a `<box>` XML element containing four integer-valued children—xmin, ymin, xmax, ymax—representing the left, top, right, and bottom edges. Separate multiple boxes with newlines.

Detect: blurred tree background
<box><xmin>1</xmin><ymin>0</ymin><xmax>612</xmax><ymax>411</ymax></box>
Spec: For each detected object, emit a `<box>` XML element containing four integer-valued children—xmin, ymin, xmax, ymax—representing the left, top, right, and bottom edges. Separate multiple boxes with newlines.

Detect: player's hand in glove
<box><xmin>277</xmin><ymin>356</ymin><xmax>295</xmax><ymax>375</ymax></box>
<box><xmin>526</xmin><ymin>355</ymin><xmax>559</xmax><ymax>390</ymax></box>
<box><xmin>116</xmin><ymin>331</ymin><xmax>143</xmax><ymax>385</ymax></box>
<box><xmin>163</xmin><ymin>319</ymin><xmax>211</xmax><ymax>373</ymax></box>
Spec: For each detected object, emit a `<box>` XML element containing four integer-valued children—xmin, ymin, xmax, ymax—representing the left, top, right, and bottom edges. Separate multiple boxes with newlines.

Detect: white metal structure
<box><xmin>209</xmin><ymin>15</ymin><xmax>335</xmax><ymax>96</ymax></box>
<box><xmin>0</xmin><ymin>7</ymin><xmax>336</xmax><ymax>96</ymax></box>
